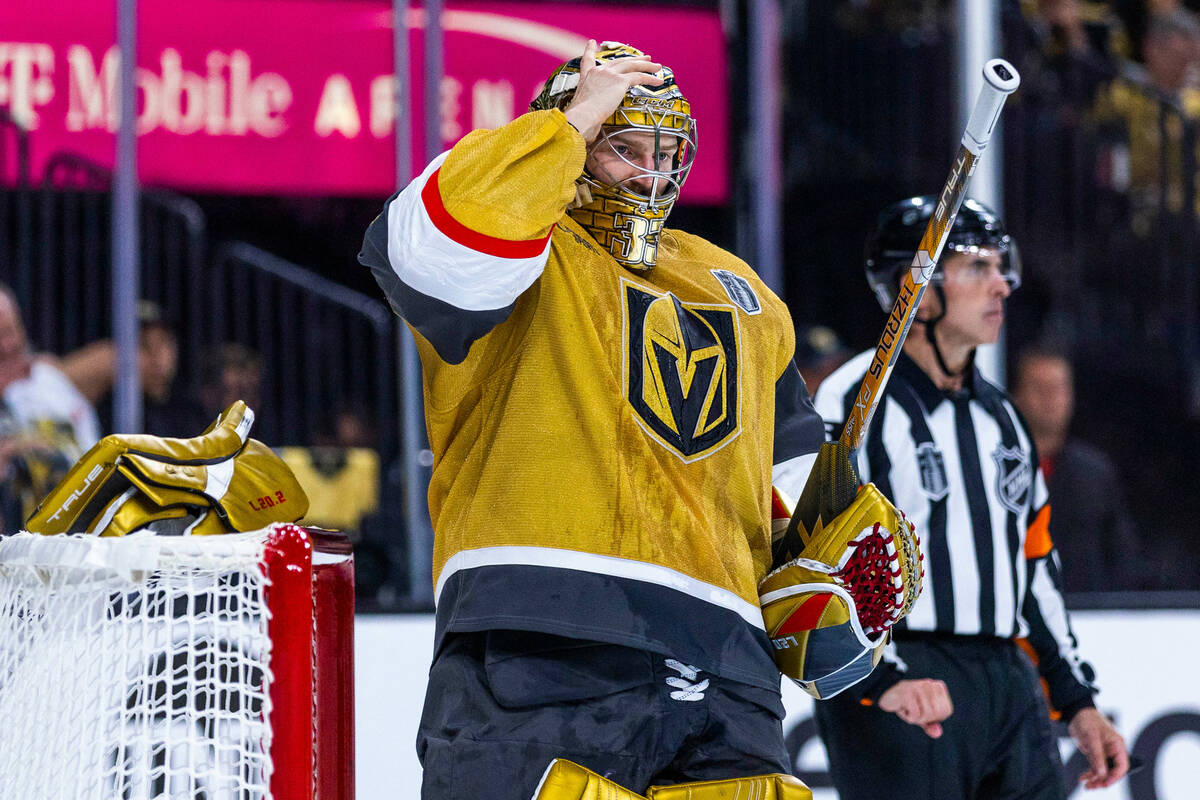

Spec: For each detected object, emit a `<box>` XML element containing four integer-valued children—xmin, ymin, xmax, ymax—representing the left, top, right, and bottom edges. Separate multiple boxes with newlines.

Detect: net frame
<box><xmin>0</xmin><ymin>523</ymin><xmax>353</xmax><ymax>800</ymax></box>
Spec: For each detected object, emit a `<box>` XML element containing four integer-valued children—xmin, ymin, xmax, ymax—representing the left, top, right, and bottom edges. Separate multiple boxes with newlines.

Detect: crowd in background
<box><xmin>0</xmin><ymin>290</ymin><xmax>389</xmax><ymax>596</ymax></box>
<box><xmin>783</xmin><ymin>0</ymin><xmax>1200</xmax><ymax>593</ymax></box>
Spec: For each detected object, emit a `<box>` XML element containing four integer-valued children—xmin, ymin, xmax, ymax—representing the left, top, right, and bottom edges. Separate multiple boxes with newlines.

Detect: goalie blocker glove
<box><xmin>26</xmin><ymin>401</ymin><xmax>309</xmax><ymax>536</ymax></box>
<box><xmin>759</xmin><ymin>481</ymin><xmax>923</xmax><ymax>699</ymax></box>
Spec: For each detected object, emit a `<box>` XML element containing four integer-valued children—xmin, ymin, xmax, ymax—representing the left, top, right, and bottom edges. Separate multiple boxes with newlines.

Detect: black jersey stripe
<box><xmin>953</xmin><ymin>395</ymin><xmax>996</xmax><ymax>636</ymax></box>
<box><xmin>892</xmin><ymin>383</ymin><xmax>954</xmax><ymax>631</ymax></box>
<box><xmin>987</xmin><ymin>395</ymin><xmax>1025</xmax><ymax>629</ymax></box>
<box><xmin>435</xmin><ymin>563</ymin><xmax>780</xmax><ymax>692</ymax></box>
<box><xmin>773</xmin><ymin>362</ymin><xmax>826</xmax><ymax>465</ymax></box>
<box><xmin>864</xmin><ymin>399</ymin><xmax>894</xmax><ymax>502</ymax></box>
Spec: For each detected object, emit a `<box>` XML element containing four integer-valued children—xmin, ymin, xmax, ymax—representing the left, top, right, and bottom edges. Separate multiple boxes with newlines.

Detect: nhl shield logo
<box><xmin>623</xmin><ymin>279</ymin><xmax>741</xmax><ymax>461</ymax></box>
<box><xmin>992</xmin><ymin>445</ymin><xmax>1032</xmax><ymax>513</ymax></box>
<box><xmin>915</xmin><ymin>442</ymin><xmax>949</xmax><ymax>501</ymax></box>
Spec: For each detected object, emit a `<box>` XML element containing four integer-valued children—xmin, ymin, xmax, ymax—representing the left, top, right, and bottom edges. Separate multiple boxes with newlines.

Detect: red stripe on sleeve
<box><xmin>420</xmin><ymin>168</ymin><xmax>555</xmax><ymax>258</ymax></box>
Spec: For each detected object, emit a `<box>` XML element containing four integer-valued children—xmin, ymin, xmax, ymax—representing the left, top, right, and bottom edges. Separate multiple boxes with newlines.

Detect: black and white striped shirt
<box><xmin>814</xmin><ymin>350</ymin><xmax>1097</xmax><ymax>713</ymax></box>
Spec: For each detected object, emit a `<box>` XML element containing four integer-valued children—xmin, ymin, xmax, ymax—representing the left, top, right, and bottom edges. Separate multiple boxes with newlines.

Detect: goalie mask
<box><xmin>531</xmin><ymin>42</ymin><xmax>697</xmax><ymax>271</ymax></box>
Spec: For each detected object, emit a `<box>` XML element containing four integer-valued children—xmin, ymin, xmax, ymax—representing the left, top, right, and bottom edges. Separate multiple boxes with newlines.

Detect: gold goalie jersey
<box><xmin>359</xmin><ymin>109</ymin><xmax>825</xmax><ymax>691</ymax></box>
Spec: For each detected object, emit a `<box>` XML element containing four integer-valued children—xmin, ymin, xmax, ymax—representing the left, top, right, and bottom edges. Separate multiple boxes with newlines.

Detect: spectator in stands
<box><xmin>281</xmin><ymin>441</ymin><xmax>380</xmax><ymax>539</ymax></box>
<box><xmin>200</xmin><ymin>343</ymin><xmax>263</xmax><ymax>418</ymax></box>
<box><xmin>1142</xmin><ymin>7</ymin><xmax>1200</xmax><ymax>93</ymax></box>
<box><xmin>59</xmin><ymin>301</ymin><xmax>208</xmax><ymax>437</ymax></box>
<box><xmin>1031</xmin><ymin>0</ymin><xmax>1129</xmax><ymax>62</ymax></box>
<box><xmin>1111</xmin><ymin>0</ymin><xmax>1193</xmax><ymax>60</ymax></box>
<box><xmin>1091</xmin><ymin>8</ymin><xmax>1200</xmax><ymax>228</ymax></box>
<box><xmin>282</xmin><ymin>399</ymin><xmax>381</xmax><ymax>538</ymax></box>
<box><xmin>794</xmin><ymin>324</ymin><xmax>852</xmax><ymax>395</ymax></box>
<box><xmin>1018</xmin><ymin>0</ymin><xmax>1129</xmax><ymax>108</ymax></box>
<box><xmin>327</xmin><ymin>401</ymin><xmax>376</xmax><ymax>449</ymax></box>
<box><xmin>1012</xmin><ymin>345</ymin><xmax>1146</xmax><ymax>593</ymax></box>
<box><xmin>0</xmin><ymin>283</ymin><xmax>99</xmax><ymax>529</ymax></box>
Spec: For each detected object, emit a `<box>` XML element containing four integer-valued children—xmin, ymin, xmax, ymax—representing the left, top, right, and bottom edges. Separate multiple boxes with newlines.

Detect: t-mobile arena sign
<box><xmin>0</xmin><ymin>0</ymin><xmax>728</xmax><ymax>201</ymax></box>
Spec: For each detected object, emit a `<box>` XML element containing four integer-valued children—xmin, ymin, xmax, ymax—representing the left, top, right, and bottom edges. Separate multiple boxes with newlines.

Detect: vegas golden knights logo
<box><xmin>623</xmin><ymin>281</ymin><xmax>741</xmax><ymax>460</ymax></box>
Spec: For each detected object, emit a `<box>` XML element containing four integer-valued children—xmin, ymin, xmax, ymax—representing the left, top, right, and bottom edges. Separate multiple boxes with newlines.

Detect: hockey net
<box><xmin>0</xmin><ymin>523</ymin><xmax>354</xmax><ymax>800</ymax></box>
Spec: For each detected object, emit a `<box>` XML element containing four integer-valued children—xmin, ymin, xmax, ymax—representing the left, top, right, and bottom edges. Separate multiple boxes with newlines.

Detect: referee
<box><xmin>812</xmin><ymin>197</ymin><xmax>1129</xmax><ymax>799</ymax></box>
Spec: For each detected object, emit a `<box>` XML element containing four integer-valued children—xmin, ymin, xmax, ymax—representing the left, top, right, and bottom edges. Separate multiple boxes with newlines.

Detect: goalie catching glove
<box><xmin>760</xmin><ymin>453</ymin><xmax>923</xmax><ymax>698</ymax></box>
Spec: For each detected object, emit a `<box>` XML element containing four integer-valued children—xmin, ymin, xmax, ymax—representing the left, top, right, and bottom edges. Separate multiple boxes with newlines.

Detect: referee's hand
<box><xmin>878</xmin><ymin>678</ymin><xmax>953</xmax><ymax>738</ymax></box>
<box><xmin>1068</xmin><ymin>707</ymin><xmax>1129</xmax><ymax>789</ymax></box>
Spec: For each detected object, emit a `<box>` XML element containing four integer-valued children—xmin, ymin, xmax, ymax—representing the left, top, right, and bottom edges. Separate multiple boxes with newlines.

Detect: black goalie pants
<box><xmin>417</xmin><ymin>630</ymin><xmax>791</xmax><ymax>800</ymax></box>
<box><xmin>815</xmin><ymin>634</ymin><xmax>1065</xmax><ymax>800</ymax></box>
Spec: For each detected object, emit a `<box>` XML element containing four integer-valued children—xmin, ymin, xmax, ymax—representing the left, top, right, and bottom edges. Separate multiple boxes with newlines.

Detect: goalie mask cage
<box><xmin>0</xmin><ymin>523</ymin><xmax>354</xmax><ymax>800</ymax></box>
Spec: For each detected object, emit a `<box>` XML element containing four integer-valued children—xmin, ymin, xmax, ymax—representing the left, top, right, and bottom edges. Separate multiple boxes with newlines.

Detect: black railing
<box><xmin>210</xmin><ymin>242</ymin><xmax>398</xmax><ymax>459</ymax></box>
<box><xmin>14</xmin><ymin>155</ymin><xmax>210</xmax><ymax>366</ymax></box>
<box><xmin>1</xmin><ymin>150</ymin><xmax>401</xmax><ymax>462</ymax></box>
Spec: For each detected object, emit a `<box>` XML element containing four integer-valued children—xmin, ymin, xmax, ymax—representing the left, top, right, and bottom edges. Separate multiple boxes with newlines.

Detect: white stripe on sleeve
<box><xmin>384</xmin><ymin>153</ymin><xmax>552</xmax><ymax>311</ymax></box>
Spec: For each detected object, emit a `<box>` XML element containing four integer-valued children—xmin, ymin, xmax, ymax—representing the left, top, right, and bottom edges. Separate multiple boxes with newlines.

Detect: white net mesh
<box><xmin>0</xmin><ymin>530</ymin><xmax>279</xmax><ymax>799</ymax></box>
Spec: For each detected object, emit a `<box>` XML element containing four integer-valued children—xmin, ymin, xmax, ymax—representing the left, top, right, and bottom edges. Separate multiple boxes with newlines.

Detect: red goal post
<box><xmin>0</xmin><ymin>523</ymin><xmax>354</xmax><ymax>799</ymax></box>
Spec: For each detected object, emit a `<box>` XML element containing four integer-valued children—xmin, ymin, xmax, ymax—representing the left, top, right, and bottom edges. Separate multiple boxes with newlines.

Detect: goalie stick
<box><xmin>774</xmin><ymin>58</ymin><xmax>1021</xmax><ymax>566</ymax></box>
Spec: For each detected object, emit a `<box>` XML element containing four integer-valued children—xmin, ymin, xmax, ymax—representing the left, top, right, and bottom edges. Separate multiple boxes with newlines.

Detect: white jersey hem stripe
<box><xmin>435</xmin><ymin>545</ymin><xmax>766</xmax><ymax>631</ymax></box>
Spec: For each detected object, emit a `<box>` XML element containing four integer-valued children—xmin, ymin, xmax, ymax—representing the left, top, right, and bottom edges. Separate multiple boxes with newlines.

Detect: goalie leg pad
<box><xmin>532</xmin><ymin>759</ymin><xmax>647</xmax><ymax>800</ymax></box>
<box><xmin>647</xmin><ymin>773</ymin><xmax>813</xmax><ymax>799</ymax></box>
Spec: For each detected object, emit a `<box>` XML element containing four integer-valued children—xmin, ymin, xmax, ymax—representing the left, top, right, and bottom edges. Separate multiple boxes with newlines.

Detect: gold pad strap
<box><xmin>647</xmin><ymin>773</ymin><xmax>813</xmax><ymax>799</ymax></box>
<box><xmin>532</xmin><ymin>760</ymin><xmax>646</xmax><ymax>800</ymax></box>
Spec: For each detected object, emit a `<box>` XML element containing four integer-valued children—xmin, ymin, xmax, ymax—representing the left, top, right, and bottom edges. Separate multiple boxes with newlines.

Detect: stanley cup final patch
<box><xmin>622</xmin><ymin>279</ymin><xmax>742</xmax><ymax>462</ymax></box>
<box><xmin>915</xmin><ymin>442</ymin><xmax>950</xmax><ymax>501</ymax></box>
<box><xmin>993</xmin><ymin>445</ymin><xmax>1032</xmax><ymax>513</ymax></box>
<box><xmin>711</xmin><ymin>270</ymin><xmax>762</xmax><ymax>315</ymax></box>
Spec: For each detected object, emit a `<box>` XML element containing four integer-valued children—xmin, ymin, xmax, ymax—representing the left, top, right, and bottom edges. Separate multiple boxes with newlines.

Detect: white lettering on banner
<box><xmin>367</xmin><ymin>75</ymin><xmax>502</xmax><ymax>141</ymax></box>
<box><xmin>369</xmin><ymin>74</ymin><xmax>396</xmax><ymax>138</ymax></box>
<box><xmin>66</xmin><ymin>45</ymin><xmax>292</xmax><ymax>137</ymax></box>
<box><xmin>314</xmin><ymin>73</ymin><xmax>361</xmax><ymax>138</ymax></box>
<box><xmin>204</xmin><ymin>51</ymin><xmax>227</xmax><ymax>134</ymax></box>
<box><xmin>3</xmin><ymin>41</ymin><xmax>542</xmax><ymax>149</ymax></box>
<box><xmin>471</xmin><ymin>79</ymin><xmax>513</xmax><ymax>130</ymax></box>
<box><xmin>160</xmin><ymin>48</ymin><xmax>206</xmax><ymax>135</ymax></box>
<box><xmin>0</xmin><ymin>43</ymin><xmax>55</xmax><ymax>129</ymax></box>
<box><xmin>65</xmin><ymin>44</ymin><xmax>115</xmax><ymax>131</ymax></box>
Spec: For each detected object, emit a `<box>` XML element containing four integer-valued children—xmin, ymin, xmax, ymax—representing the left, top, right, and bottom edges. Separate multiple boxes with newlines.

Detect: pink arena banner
<box><xmin>0</xmin><ymin>0</ymin><xmax>729</xmax><ymax>202</ymax></box>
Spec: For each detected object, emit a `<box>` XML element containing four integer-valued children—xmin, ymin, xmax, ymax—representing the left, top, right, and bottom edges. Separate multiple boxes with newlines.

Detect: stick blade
<box><xmin>772</xmin><ymin>440</ymin><xmax>860</xmax><ymax>567</ymax></box>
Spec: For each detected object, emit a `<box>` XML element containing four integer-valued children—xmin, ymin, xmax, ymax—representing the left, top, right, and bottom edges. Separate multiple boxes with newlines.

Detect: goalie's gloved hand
<box><xmin>759</xmin><ymin>483</ymin><xmax>923</xmax><ymax>699</ymax></box>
